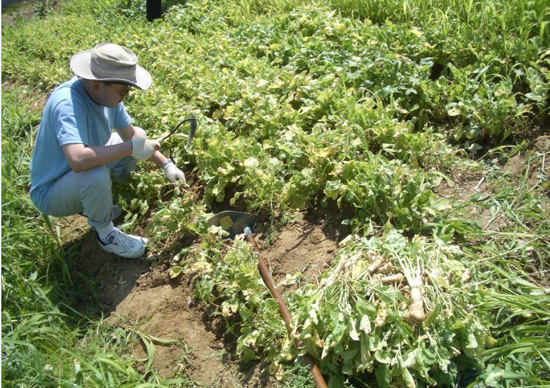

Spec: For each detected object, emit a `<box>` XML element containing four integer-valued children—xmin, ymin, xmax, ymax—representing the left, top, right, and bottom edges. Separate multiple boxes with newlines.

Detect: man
<box><xmin>30</xmin><ymin>43</ymin><xmax>184</xmax><ymax>259</ymax></box>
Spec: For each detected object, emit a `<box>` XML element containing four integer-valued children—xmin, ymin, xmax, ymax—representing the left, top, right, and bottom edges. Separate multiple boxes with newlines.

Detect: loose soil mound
<box><xmin>261</xmin><ymin>213</ymin><xmax>338</xmax><ymax>287</ymax></box>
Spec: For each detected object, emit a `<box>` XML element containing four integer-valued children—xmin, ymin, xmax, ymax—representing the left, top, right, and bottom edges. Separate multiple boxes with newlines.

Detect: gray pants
<box><xmin>42</xmin><ymin>130</ymin><xmax>141</xmax><ymax>229</ymax></box>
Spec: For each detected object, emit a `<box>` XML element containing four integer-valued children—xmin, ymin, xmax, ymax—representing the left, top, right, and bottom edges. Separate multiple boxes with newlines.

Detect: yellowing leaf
<box><xmin>168</xmin><ymin>265</ymin><xmax>183</xmax><ymax>279</ymax></box>
<box><xmin>218</xmin><ymin>163</ymin><xmax>235</xmax><ymax>175</ymax></box>
<box><xmin>220</xmin><ymin>216</ymin><xmax>233</xmax><ymax>229</ymax></box>
<box><xmin>447</xmin><ymin>107</ymin><xmax>461</xmax><ymax>116</ymax></box>
<box><xmin>221</xmin><ymin>300</ymin><xmax>239</xmax><ymax>317</ymax></box>
<box><xmin>410</xmin><ymin>28</ymin><xmax>422</xmax><ymax>37</ymax></box>
<box><xmin>243</xmin><ymin>157</ymin><xmax>259</xmax><ymax>168</ymax></box>
<box><xmin>360</xmin><ymin>315</ymin><xmax>372</xmax><ymax>334</ymax></box>
<box><xmin>314</xmin><ymin>147</ymin><xmax>333</xmax><ymax>158</ymax></box>
<box><xmin>430</xmin><ymin>197</ymin><xmax>452</xmax><ymax>211</ymax></box>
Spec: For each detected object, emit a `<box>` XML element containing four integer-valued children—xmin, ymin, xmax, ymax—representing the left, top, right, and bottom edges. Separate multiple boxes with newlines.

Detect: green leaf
<box><xmin>483</xmin><ymin>369</ymin><xmax>530</xmax><ymax>385</ymax></box>
<box><xmin>429</xmin><ymin>197</ymin><xmax>452</xmax><ymax>211</ymax></box>
<box><xmin>402</xmin><ymin>367</ymin><xmax>416</xmax><ymax>388</ymax></box>
<box><xmin>169</xmin><ymin>265</ymin><xmax>183</xmax><ymax>279</ymax></box>
<box><xmin>374</xmin><ymin>350</ymin><xmax>392</xmax><ymax>364</ymax></box>
<box><xmin>375</xmin><ymin>364</ymin><xmax>390</xmax><ymax>388</ymax></box>
<box><xmin>140</xmin><ymin>336</ymin><xmax>155</xmax><ymax>371</ymax></box>
<box><xmin>349</xmin><ymin>317</ymin><xmax>360</xmax><ymax>341</ymax></box>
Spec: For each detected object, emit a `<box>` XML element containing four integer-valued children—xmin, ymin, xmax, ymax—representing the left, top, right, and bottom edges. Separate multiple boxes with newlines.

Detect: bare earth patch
<box><xmin>2</xmin><ymin>0</ymin><xmax>62</xmax><ymax>26</ymax></box>
<box><xmin>111</xmin><ymin>281</ymin><xmax>243</xmax><ymax>386</ymax></box>
<box><xmin>2</xmin><ymin>1</ymin><xmax>34</xmax><ymax>26</ymax></box>
<box><xmin>261</xmin><ymin>213</ymin><xmax>338</xmax><ymax>287</ymax></box>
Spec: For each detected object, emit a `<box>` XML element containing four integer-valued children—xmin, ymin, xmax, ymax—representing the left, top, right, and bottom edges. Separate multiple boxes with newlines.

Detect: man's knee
<box><xmin>80</xmin><ymin>166</ymin><xmax>112</xmax><ymax>192</ymax></box>
<box><xmin>133</xmin><ymin>126</ymin><xmax>146</xmax><ymax>137</ymax></box>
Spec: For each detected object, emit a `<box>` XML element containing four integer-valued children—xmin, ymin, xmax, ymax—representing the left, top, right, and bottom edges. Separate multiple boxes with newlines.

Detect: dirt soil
<box><xmin>58</xmin><ymin>210</ymin><xmax>341</xmax><ymax>387</ymax></box>
<box><xmin>2</xmin><ymin>0</ymin><xmax>62</xmax><ymax>25</ymax></box>
<box><xmin>262</xmin><ymin>213</ymin><xmax>338</xmax><ymax>287</ymax></box>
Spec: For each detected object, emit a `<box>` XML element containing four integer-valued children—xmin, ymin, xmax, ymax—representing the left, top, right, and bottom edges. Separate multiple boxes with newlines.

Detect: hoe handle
<box><xmin>245</xmin><ymin>229</ymin><xmax>328</xmax><ymax>388</ymax></box>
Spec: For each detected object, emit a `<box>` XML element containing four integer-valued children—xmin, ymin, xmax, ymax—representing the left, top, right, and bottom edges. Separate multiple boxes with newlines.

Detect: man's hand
<box><xmin>131</xmin><ymin>137</ymin><xmax>159</xmax><ymax>160</ymax></box>
<box><xmin>164</xmin><ymin>160</ymin><xmax>186</xmax><ymax>183</ymax></box>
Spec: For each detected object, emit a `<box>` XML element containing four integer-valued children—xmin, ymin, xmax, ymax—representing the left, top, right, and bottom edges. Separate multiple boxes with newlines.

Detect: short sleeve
<box><xmin>54</xmin><ymin>97</ymin><xmax>87</xmax><ymax>146</ymax></box>
<box><xmin>113</xmin><ymin>102</ymin><xmax>132</xmax><ymax>129</ymax></box>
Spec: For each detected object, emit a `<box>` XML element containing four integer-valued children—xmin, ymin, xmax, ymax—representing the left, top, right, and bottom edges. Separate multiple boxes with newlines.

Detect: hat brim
<box><xmin>70</xmin><ymin>50</ymin><xmax>152</xmax><ymax>90</ymax></box>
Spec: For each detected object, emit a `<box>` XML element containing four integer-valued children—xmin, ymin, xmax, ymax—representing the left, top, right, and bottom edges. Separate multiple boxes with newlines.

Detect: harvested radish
<box><xmin>367</xmin><ymin>255</ymin><xmax>385</xmax><ymax>274</ymax></box>
<box><xmin>381</xmin><ymin>273</ymin><xmax>404</xmax><ymax>284</ymax></box>
<box><xmin>376</xmin><ymin>262</ymin><xmax>395</xmax><ymax>274</ymax></box>
<box><xmin>405</xmin><ymin>277</ymin><xmax>425</xmax><ymax>324</ymax></box>
<box><xmin>398</xmin><ymin>256</ymin><xmax>426</xmax><ymax>324</ymax></box>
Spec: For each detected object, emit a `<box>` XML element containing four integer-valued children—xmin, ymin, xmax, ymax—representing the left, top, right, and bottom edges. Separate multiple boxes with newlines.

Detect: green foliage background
<box><xmin>2</xmin><ymin>0</ymin><xmax>549</xmax><ymax>387</ymax></box>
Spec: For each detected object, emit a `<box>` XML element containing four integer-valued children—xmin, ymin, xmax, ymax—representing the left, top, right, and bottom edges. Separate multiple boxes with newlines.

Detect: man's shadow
<box><xmin>56</xmin><ymin>215</ymin><xmax>150</xmax><ymax>318</ymax></box>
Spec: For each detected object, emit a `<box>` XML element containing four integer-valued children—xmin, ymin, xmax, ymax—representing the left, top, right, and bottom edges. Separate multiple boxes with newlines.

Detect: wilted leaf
<box><xmin>447</xmin><ymin>107</ymin><xmax>461</xmax><ymax>116</ymax></box>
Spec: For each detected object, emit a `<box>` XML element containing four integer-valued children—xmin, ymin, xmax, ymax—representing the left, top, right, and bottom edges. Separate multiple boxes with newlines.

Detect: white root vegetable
<box><xmin>322</xmin><ymin>254</ymin><xmax>349</xmax><ymax>286</ymax></box>
<box><xmin>381</xmin><ymin>273</ymin><xmax>404</xmax><ymax>284</ymax></box>
<box><xmin>398</xmin><ymin>255</ymin><xmax>426</xmax><ymax>324</ymax></box>
<box><xmin>405</xmin><ymin>278</ymin><xmax>425</xmax><ymax>324</ymax></box>
<box><xmin>338</xmin><ymin>234</ymin><xmax>358</xmax><ymax>247</ymax></box>
<box><xmin>367</xmin><ymin>255</ymin><xmax>386</xmax><ymax>274</ymax></box>
<box><xmin>376</xmin><ymin>262</ymin><xmax>395</xmax><ymax>274</ymax></box>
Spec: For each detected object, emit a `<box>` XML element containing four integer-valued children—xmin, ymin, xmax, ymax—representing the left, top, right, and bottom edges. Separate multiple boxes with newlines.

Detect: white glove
<box><xmin>131</xmin><ymin>137</ymin><xmax>159</xmax><ymax>160</ymax></box>
<box><xmin>163</xmin><ymin>160</ymin><xmax>186</xmax><ymax>183</ymax></box>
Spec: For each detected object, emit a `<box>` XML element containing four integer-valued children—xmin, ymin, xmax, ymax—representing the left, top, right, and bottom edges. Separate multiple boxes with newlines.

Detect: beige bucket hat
<box><xmin>70</xmin><ymin>43</ymin><xmax>152</xmax><ymax>90</ymax></box>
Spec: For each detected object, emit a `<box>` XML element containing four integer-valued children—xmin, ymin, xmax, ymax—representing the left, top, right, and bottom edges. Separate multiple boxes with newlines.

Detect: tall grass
<box><xmin>229</xmin><ymin>0</ymin><xmax>549</xmax><ymax>49</ymax></box>
<box><xmin>458</xmin><ymin>152</ymin><xmax>550</xmax><ymax>385</ymax></box>
<box><xmin>329</xmin><ymin>0</ymin><xmax>549</xmax><ymax>41</ymax></box>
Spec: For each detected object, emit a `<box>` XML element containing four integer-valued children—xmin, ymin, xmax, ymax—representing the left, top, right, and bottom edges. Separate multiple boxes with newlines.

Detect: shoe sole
<box><xmin>99</xmin><ymin>244</ymin><xmax>146</xmax><ymax>259</ymax></box>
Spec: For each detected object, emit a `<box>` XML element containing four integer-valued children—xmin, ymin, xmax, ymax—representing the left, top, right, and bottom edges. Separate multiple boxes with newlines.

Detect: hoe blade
<box><xmin>207</xmin><ymin>211</ymin><xmax>258</xmax><ymax>239</ymax></box>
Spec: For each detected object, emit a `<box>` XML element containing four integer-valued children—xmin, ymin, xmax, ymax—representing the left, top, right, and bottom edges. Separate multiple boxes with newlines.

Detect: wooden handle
<box><xmin>245</xmin><ymin>233</ymin><xmax>328</xmax><ymax>388</ymax></box>
<box><xmin>303</xmin><ymin>354</ymin><xmax>328</xmax><ymax>388</ymax></box>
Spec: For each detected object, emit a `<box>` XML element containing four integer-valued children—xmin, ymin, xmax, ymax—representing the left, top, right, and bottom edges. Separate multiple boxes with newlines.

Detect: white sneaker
<box><xmin>97</xmin><ymin>228</ymin><xmax>148</xmax><ymax>259</ymax></box>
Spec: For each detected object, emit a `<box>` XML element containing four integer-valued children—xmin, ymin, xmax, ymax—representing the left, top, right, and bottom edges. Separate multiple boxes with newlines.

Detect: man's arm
<box><xmin>62</xmin><ymin>124</ymin><xmax>170</xmax><ymax>173</ymax></box>
<box><xmin>62</xmin><ymin>141</ymin><xmax>132</xmax><ymax>173</ymax></box>
<box><xmin>117</xmin><ymin>124</ymin><xmax>169</xmax><ymax>168</ymax></box>
<box><xmin>117</xmin><ymin>124</ymin><xmax>186</xmax><ymax>183</ymax></box>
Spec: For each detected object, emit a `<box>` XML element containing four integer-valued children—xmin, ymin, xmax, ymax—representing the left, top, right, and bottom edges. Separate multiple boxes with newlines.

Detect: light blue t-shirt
<box><xmin>30</xmin><ymin>77</ymin><xmax>132</xmax><ymax>210</ymax></box>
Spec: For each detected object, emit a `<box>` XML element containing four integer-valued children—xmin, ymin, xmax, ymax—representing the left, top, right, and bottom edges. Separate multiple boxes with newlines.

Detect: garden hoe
<box><xmin>158</xmin><ymin>115</ymin><xmax>197</xmax><ymax>146</ymax></box>
<box><xmin>207</xmin><ymin>211</ymin><xmax>328</xmax><ymax>388</ymax></box>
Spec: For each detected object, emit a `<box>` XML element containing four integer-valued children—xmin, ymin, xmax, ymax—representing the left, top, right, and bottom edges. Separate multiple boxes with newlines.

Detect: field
<box><xmin>2</xmin><ymin>0</ymin><xmax>550</xmax><ymax>387</ymax></box>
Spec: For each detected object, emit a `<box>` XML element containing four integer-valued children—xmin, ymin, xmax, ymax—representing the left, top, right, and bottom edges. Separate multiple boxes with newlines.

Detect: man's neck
<box><xmin>79</xmin><ymin>78</ymin><xmax>102</xmax><ymax>105</ymax></box>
